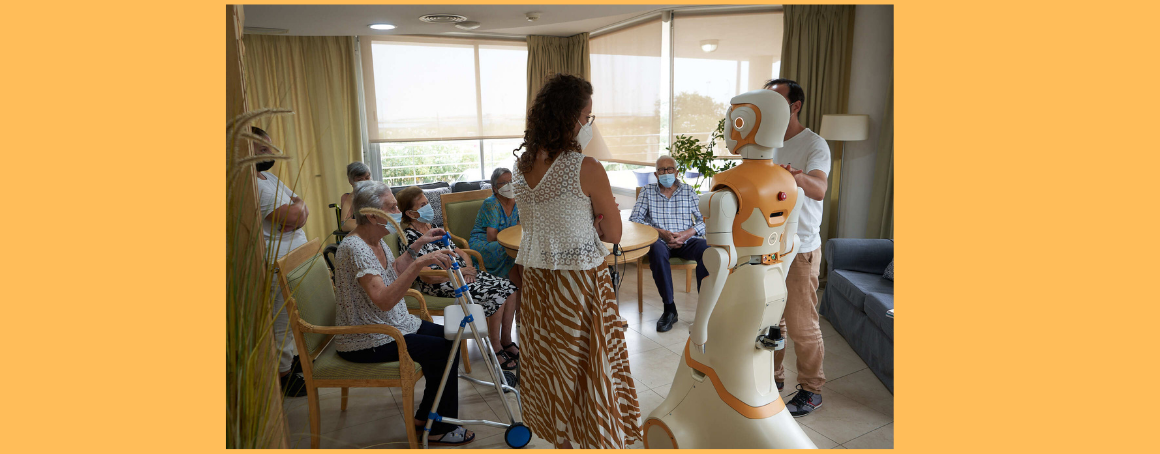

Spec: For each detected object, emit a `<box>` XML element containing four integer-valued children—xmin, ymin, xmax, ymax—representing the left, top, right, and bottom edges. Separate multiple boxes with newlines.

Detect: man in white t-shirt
<box><xmin>252</xmin><ymin>126</ymin><xmax>310</xmax><ymax>397</ymax></box>
<box><xmin>765</xmin><ymin>79</ymin><xmax>831</xmax><ymax>417</ymax></box>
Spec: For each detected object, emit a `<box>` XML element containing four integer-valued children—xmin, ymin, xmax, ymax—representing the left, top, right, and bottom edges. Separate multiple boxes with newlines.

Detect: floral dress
<box><xmin>401</xmin><ymin>226</ymin><xmax>516</xmax><ymax>316</ymax></box>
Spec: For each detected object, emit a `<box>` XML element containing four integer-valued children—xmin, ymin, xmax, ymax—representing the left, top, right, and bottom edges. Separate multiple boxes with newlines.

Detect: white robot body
<box><xmin>643</xmin><ymin>89</ymin><xmax>815</xmax><ymax>449</ymax></box>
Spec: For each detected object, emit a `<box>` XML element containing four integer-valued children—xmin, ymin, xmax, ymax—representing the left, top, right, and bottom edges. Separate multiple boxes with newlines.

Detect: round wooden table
<box><xmin>496</xmin><ymin>212</ymin><xmax>659</xmax><ymax>266</ymax></box>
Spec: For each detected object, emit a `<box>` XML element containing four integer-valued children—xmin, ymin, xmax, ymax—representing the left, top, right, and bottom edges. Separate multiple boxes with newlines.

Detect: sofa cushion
<box><xmin>883</xmin><ymin>261</ymin><xmax>894</xmax><ymax>281</ymax></box>
<box><xmin>452</xmin><ymin>180</ymin><xmax>490</xmax><ymax>192</ymax></box>
<box><xmin>864</xmin><ymin>292</ymin><xmax>894</xmax><ymax>340</ymax></box>
<box><xmin>390</xmin><ymin>181</ymin><xmax>450</xmax><ymax>195</ymax></box>
<box><xmin>828</xmin><ymin>269</ymin><xmax>894</xmax><ymax>312</ymax></box>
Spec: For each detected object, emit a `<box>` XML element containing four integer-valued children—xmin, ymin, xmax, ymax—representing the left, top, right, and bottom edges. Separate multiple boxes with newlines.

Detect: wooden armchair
<box><xmin>276</xmin><ymin>238</ymin><xmax>431</xmax><ymax>449</ymax></box>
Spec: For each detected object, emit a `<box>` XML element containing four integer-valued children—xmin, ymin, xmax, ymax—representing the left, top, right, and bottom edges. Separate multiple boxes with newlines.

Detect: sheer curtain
<box><xmin>242</xmin><ymin>35</ymin><xmax>362</xmax><ymax>242</ymax></box>
<box><xmin>590</xmin><ymin>19</ymin><xmax>663</xmax><ymax>165</ymax></box>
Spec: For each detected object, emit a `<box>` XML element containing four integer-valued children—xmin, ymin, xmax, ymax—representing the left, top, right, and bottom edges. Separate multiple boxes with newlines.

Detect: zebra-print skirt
<box><xmin>518</xmin><ymin>266</ymin><xmax>642</xmax><ymax>448</ymax></box>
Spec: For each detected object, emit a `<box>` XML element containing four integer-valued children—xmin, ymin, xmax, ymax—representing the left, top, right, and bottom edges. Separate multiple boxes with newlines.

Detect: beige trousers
<box><xmin>773</xmin><ymin>248</ymin><xmax>825</xmax><ymax>393</ymax></box>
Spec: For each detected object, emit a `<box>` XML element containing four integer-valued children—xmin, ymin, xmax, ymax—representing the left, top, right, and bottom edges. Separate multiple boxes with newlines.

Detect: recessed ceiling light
<box><xmin>369</xmin><ymin>24</ymin><xmax>396</xmax><ymax>30</ymax></box>
<box><xmin>455</xmin><ymin>21</ymin><xmax>481</xmax><ymax>30</ymax></box>
<box><xmin>700</xmin><ymin>39</ymin><xmax>719</xmax><ymax>53</ymax></box>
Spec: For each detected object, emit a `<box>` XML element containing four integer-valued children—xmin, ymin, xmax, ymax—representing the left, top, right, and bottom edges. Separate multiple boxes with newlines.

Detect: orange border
<box><xmin>641</xmin><ymin>417</ymin><xmax>679</xmax><ymax>449</ymax></box>
<box><xmin>683</xmin><ymin>340</ymin><xmax>786</xmax><ymax>419</ymax></box>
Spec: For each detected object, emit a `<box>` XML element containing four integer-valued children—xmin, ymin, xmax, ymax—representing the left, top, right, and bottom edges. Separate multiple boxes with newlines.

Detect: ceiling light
<box><xmin>526</xmin><ymin>12</ymin><xmax>541</xmax><ymax>22</ymax></box>
<box><xmin>701</xmin><ymin>39</ymin><xmax>719</xmax><ymax>53</ymax></box>
<box><xmin>455</xmin><ymin>21</ymin><xmax>481</xmax><ymax>30</ymax></box>
<box><xmin>369</xmin><ymin>24</ymin><xmax>396</xmax><ymax>30</ymax></box>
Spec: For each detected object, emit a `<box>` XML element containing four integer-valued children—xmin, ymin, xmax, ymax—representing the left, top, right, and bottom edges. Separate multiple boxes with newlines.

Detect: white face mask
<box><xmin>497</xmin><ymin>183</ymin><xmax>515</xmax><ymax>199</ymax></box>
<box><xmin>576</xmin><ymin>119</ymin><xmax>593</xmax><ymax>150</ymax></box>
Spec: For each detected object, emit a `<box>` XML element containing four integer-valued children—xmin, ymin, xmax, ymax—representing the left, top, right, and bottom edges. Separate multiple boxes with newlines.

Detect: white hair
<box><xmin>351</xmin><ymin>180</ymin><xmax>390</xmax><ymax>225</ymax></box>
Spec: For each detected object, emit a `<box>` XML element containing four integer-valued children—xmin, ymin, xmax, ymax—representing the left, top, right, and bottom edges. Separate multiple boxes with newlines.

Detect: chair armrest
<box><xmin>406</xmin><ymin>289</ymin><xmax>433</xmax><ymax>322</ymax></box>
<box><xmin>824</xmin><ymin>238</ymin><xmax>894</xmax><ymax>276</ymax></box>
<box><xmin>461</xmin><ymin>248</ymin><xmax>488</xmax><ymax>274</ymax></box>
<box><xmin>295</xmin><ymin>317</ymin><xmax>417</xmax><ymax>368</ymax></box>
<box><xmin>450</xmin><ymin>233</ymin><xmax>469</xmax><ymax>249</ymax></box>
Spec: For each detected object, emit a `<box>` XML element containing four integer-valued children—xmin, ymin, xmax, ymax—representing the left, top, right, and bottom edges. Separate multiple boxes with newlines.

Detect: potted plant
<box><xmin>668</xmin><ymin>118</ymin><xmax>737</xmax><ymax>193</ymax></box>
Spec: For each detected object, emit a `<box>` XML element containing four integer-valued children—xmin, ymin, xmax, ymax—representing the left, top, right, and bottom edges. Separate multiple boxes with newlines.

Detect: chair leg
<box><xmin>308</xmin><ymin>386</ymin><xmax>321</xmax><ymax>449</ymax></box>
<box><xmin>685</xmin><ymin>267</ymin><xmax>693</xmax><ymax>293</ymax></box>
<box><xmin>340</xmin><ymin>387</ymin><xmax>349</xmax><ymax>411</ymax></box>
<box><xmin>403</xmin><ymin>382</ymin><xmax>419</xmax><ymax>449</ymax></box>
<box><xmin>461</xmin><ymin>339</ymin><xmax>472</xmax><ymax>373</ymax></box>
<box><xmin>637</xmin><ymin>259</ymin><xmax>644</xmax><ymax>312</ymax></box>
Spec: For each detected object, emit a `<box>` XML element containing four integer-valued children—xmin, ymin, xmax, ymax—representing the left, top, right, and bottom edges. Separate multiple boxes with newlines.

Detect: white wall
<box><xmin>839</xmin><ymin>5</ymin><xmax>893</xmax><ymax>239</ymax></box>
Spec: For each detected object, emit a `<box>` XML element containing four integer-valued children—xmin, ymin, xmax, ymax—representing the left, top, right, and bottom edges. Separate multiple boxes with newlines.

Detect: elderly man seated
<box><xmin>629</xmin><ymin>155</ymin><xmax>709</xmax><ymax>333</ymax></box>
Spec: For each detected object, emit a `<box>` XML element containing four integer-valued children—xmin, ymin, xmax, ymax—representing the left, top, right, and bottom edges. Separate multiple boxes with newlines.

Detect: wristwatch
<box><xmin>406</xmin><ymin>244</ymin><xmax>421</xmax><ymax>259</ymax></box>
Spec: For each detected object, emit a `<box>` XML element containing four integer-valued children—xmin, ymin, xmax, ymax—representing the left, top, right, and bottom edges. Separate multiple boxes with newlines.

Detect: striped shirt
<box><xmin>629</xmin><ymin>182</ymin><xmax>706</xmax><ymax>242</ymax></box>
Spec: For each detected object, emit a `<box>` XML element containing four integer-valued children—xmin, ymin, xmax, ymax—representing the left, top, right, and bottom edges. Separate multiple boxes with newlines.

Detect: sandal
<box><xmin>428</xmin><ymin>426</ymin><xmax>476</xmax><ymax>446</ymax></box>
<box><xmin>495</xmin><ymin>350</ymin><xmax>518</xmax><ymax>371</ymax></box>
<box><xmin>502</xmin><ymin>342</ymin><xmax>520</xmax><ymax>360</ymax></box>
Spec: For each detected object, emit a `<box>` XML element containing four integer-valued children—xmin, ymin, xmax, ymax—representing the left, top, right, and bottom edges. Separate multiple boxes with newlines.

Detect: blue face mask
<box><xmin>658</xmin><ymin>173</ymin><xmax>676</xmax><ymax>188</ymax></box>
<box><xmin>414</xmin><ymin>204</ymin><xmax>436</xmax><ymax>224</ymax></box>
<box><xmin>376</xmin><ymin>212</ymin><xmax>404</xmax><ymax>233</ymax></box>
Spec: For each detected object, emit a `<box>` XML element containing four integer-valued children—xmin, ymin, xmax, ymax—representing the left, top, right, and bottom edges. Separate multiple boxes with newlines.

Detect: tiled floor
<box><xmin>282</xmin><ymin>263</ymin><xmax>893</xmax><ymax>449</ymax></box>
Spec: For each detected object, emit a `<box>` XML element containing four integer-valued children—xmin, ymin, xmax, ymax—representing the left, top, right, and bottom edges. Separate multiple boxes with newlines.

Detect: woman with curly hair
<box><xmin>510</xmin><ymin>73</ymin><xmax>642</xmax><ymax>449</ymax></box>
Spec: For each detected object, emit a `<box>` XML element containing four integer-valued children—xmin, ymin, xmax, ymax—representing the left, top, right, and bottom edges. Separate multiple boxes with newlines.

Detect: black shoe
<box><xmin>656</xmin><ymin>311</ymin><xmax>678</xmax><ymax>333</ymax></box>
<box><xmin>282</xmin><ymin>371</ymin><xmax>307</xmax><ymax>397</ymax></box>
<box><xmin>777</xmin><ymin>381</ymin><xmax>784</xmax><ymax>392</ymax></box>
<box><xmin>785</xmin><ymin>384</ymin><xmax>822</xmax><ymax>417</ymax></box>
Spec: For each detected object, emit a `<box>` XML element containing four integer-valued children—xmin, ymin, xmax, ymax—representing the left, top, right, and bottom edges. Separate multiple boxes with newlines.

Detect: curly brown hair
<box><xmin>513</xmin><ymin>73</ymin><xmax>593</xmax><ymax>174</ymax></box>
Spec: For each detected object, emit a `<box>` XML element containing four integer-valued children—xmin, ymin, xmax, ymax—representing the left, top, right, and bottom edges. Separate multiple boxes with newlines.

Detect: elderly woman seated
<box><xmin>469</xmin><ymin>168</ymin><xmax>523</xmax><ymax>289</ymax></box>
<box><xmin>338</xmin><ymin>162</ymin><xmax>372</xmax><ymax>232</ymax></box>
<box><xmin>395</xmin><ymin>186</ymin><xmax>522</xmax><ymax>370</ymax></box>
<box><xmin>332</xmin><ymin>180</ymin><xmax>475</xmax><ymax>446</ymax></box>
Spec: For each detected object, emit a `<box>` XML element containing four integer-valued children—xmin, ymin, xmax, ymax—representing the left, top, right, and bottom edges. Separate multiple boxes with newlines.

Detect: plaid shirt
<box><xmin>629</xmin><ymin>182</ymin><xmax>706</xmax><ymax>242</ymax></box>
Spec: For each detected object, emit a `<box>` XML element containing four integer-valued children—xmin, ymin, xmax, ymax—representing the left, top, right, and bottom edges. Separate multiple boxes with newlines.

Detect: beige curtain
<box><xmin>242</xmin><ymin>35</ymin><xmax>362</xmax><ymax>243</ymax></box>
<box><xmin>526</xmin><ymin>33</ymin><xmax>591</xmax><ymax>109</ymax></box>
<box><xmin>779</xmin><ymin>5</ymin><xmax>856</xmax><ymax>279</ymax></box>
<box><xmin>866</xmin><ymin>83</ymin><xmax>893</xmax><ymax>239</ymax></box>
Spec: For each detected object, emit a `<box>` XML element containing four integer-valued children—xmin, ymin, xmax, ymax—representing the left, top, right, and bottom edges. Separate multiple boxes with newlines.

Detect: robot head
<box><xmin>724</xmin><ymin>89</ymin><xmax>790</xmax><ymax>155</ymax></box>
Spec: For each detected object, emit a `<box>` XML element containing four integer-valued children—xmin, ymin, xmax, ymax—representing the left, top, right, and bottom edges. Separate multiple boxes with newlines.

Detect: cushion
<box><xmin>406</xmin><ymin>292</ymin><xmax>458</xmax><ymax>313</ymax></box>
<box><xmin>452</xmin><ymin>180</ymin><xmax>490</xmax><ymax>192</ymax></box>
<box><xmin>387</xmin><ymin>181</ymin><xmax>445</xmax><ymax>195</ymax></box>
<box><xmin>312</xmin><ymin>346</ymin><xmax>422</xmax><ymax>381</ymax></box>
<box><xmin>443</xmin><ymin>196</ymin><xmax>489</xmax><ymax>242</ymax></box>
<box><xmin>883</xmin><ymin>261</ymin><xmax>894</xmax><ymax>281</ymax></box>
<box><xmin>827</xmin><ymin>269</ymin><xmax>894</xmax><ymax>312</ymax></box>
<box><xmin>422</xmin><ymin>187</ymin><xmax>452</xmax><ymax>227</ymax></box>
<box><xmin>286</xmin><ymin>255</ymin><xmax>338</xmax><ymax>354</ymax></box>
<box><xmin>863</xmin><ymin>292</ymin><xmax>894</xmax><ymax>340</ymax></box>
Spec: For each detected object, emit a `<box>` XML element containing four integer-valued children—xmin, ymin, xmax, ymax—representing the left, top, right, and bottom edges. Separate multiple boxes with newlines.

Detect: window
<box><xmin>360</xmin><ymin>36</ymin><xmax>527</xmax><ymax>182</ymax></box>
<box><xmin>672</xmin><ymin>11</ymin><xmax>783</xmax><ymax>156</ymax></box>
<box><xmin>590</xmin><ymin>9</ymin><xmax>783</xmax><ymax>167</ymax></box>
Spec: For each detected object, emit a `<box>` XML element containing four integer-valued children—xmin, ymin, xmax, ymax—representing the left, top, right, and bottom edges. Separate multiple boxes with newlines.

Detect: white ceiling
<box><xmin>242</xmin><ymin>5</ymin><xmax>676</xmax><ymax>37</ymax></box>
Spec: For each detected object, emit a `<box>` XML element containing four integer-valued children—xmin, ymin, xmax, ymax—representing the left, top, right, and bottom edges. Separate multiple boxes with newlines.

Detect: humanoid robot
<box><xmin>642</xmin><ymin>89</ymin><xmax>816</xmax><ymax>449</ymax></box>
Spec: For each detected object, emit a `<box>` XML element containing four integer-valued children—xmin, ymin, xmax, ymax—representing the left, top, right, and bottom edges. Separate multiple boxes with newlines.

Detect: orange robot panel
<box><xmin>710</xmin><ymin>161</ymin><xmax>799</xmax><ymax>248</ymax></box>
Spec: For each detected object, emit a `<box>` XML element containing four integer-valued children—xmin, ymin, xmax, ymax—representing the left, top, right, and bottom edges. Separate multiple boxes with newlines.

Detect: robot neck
<box><xmin>740</xmin><ymin>145</ymin><xmax>775</xmax><ymax>160</ymax></box>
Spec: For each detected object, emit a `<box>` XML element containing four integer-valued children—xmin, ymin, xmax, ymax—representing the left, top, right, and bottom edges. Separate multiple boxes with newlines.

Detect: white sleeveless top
<box><xmin>513</xmin><ymin>151</ymin><xmax>609</xmax><ymax>270</ymax></box>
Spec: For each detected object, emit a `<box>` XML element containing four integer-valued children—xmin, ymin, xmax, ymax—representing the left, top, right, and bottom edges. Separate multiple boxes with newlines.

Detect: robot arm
<box><xmin>691</xmin><ymin>189</ymin><xmax>739</xmax><ymax>349</ymax></box>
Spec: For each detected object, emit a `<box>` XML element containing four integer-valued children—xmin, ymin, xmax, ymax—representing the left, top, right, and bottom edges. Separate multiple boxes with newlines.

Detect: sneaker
<box><xmin>785</xmin><ymin>384</ymin><xmax>822</xmax><ymax>417</ymax></box>
<box><xmin>282</xmin><ymin>371</ymin><xmax>307</xmax><ymax>397</ymax></box>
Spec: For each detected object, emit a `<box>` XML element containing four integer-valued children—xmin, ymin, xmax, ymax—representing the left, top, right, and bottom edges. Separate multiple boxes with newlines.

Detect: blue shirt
<box><xmin>629</xmin><ymin>182</ymin><xmax>706</xmax><ymax>243</ymax></box>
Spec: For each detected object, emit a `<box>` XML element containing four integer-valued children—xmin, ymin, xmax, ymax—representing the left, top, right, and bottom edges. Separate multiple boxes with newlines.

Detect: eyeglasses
<box><xmin>583</xmin><ymin>114</ymin><xmax>596</xmax><ymax>127</ymax></box>
<box><xmin>656</xmin><ymin>166</ymin><xmax>677</xmax><ymax>175</ymax></box>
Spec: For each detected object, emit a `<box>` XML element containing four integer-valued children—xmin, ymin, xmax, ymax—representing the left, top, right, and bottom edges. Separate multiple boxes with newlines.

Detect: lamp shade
<box><xmin>582</xmin><ymin>124</ymin><xmax>613</xmax><ymax>161</ymax></box>
<box><xmin>818</xmin><ymin>114</ymin><xmax>870</xmax><ymax>141</ymax></box>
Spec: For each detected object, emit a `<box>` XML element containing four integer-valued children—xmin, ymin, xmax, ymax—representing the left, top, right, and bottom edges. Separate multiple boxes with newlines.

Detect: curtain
<box><xmin>242</xmin><ymin>35</ymin><xmax>362</xmax><ymax>243</ymax></box>
<box><xmin>866</xmin><ymin>82</ymin><xmax>894</xmax><ymax>239</ymax></box>
<box><xmin>779</xmin><ymin>5</ymin><xmax>856</xmax><ymax>278</ymax></box>
<box><xmin>526</xmin><ymin>33</ymin><xmax>591</xmax><ymax>109</ymax></box>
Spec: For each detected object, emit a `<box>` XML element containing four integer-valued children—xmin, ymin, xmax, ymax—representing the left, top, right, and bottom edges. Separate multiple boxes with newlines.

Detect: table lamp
<box><xmin>582</xmin><ymin>124</ymin><xmax>614</xmax><ymax>161</ymax></box>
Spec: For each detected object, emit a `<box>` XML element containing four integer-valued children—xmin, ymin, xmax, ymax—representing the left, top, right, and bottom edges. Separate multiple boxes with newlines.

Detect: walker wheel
<box><xmin>504</xmin><ymin>422</ymin><xmax>532</xmax><ymax>448</ymax></box>
<box><xmin>503</xmin><ymin>370</ymin><xmax>519</xmax><ymax>387</ymax></box>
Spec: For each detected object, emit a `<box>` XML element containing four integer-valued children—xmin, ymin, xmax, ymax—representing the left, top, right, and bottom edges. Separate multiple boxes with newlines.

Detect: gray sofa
<box><xmin>818</xmin><ymin>238</ymin><xmax>894</xmax><ymax>392</ymax></box>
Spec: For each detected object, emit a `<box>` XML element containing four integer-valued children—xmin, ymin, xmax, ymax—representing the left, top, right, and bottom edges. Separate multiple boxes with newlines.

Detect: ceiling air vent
<box><xmin>419</xmin><ymin>14</ymin><xmax>467</xmax><ymax>24</ymax></box>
